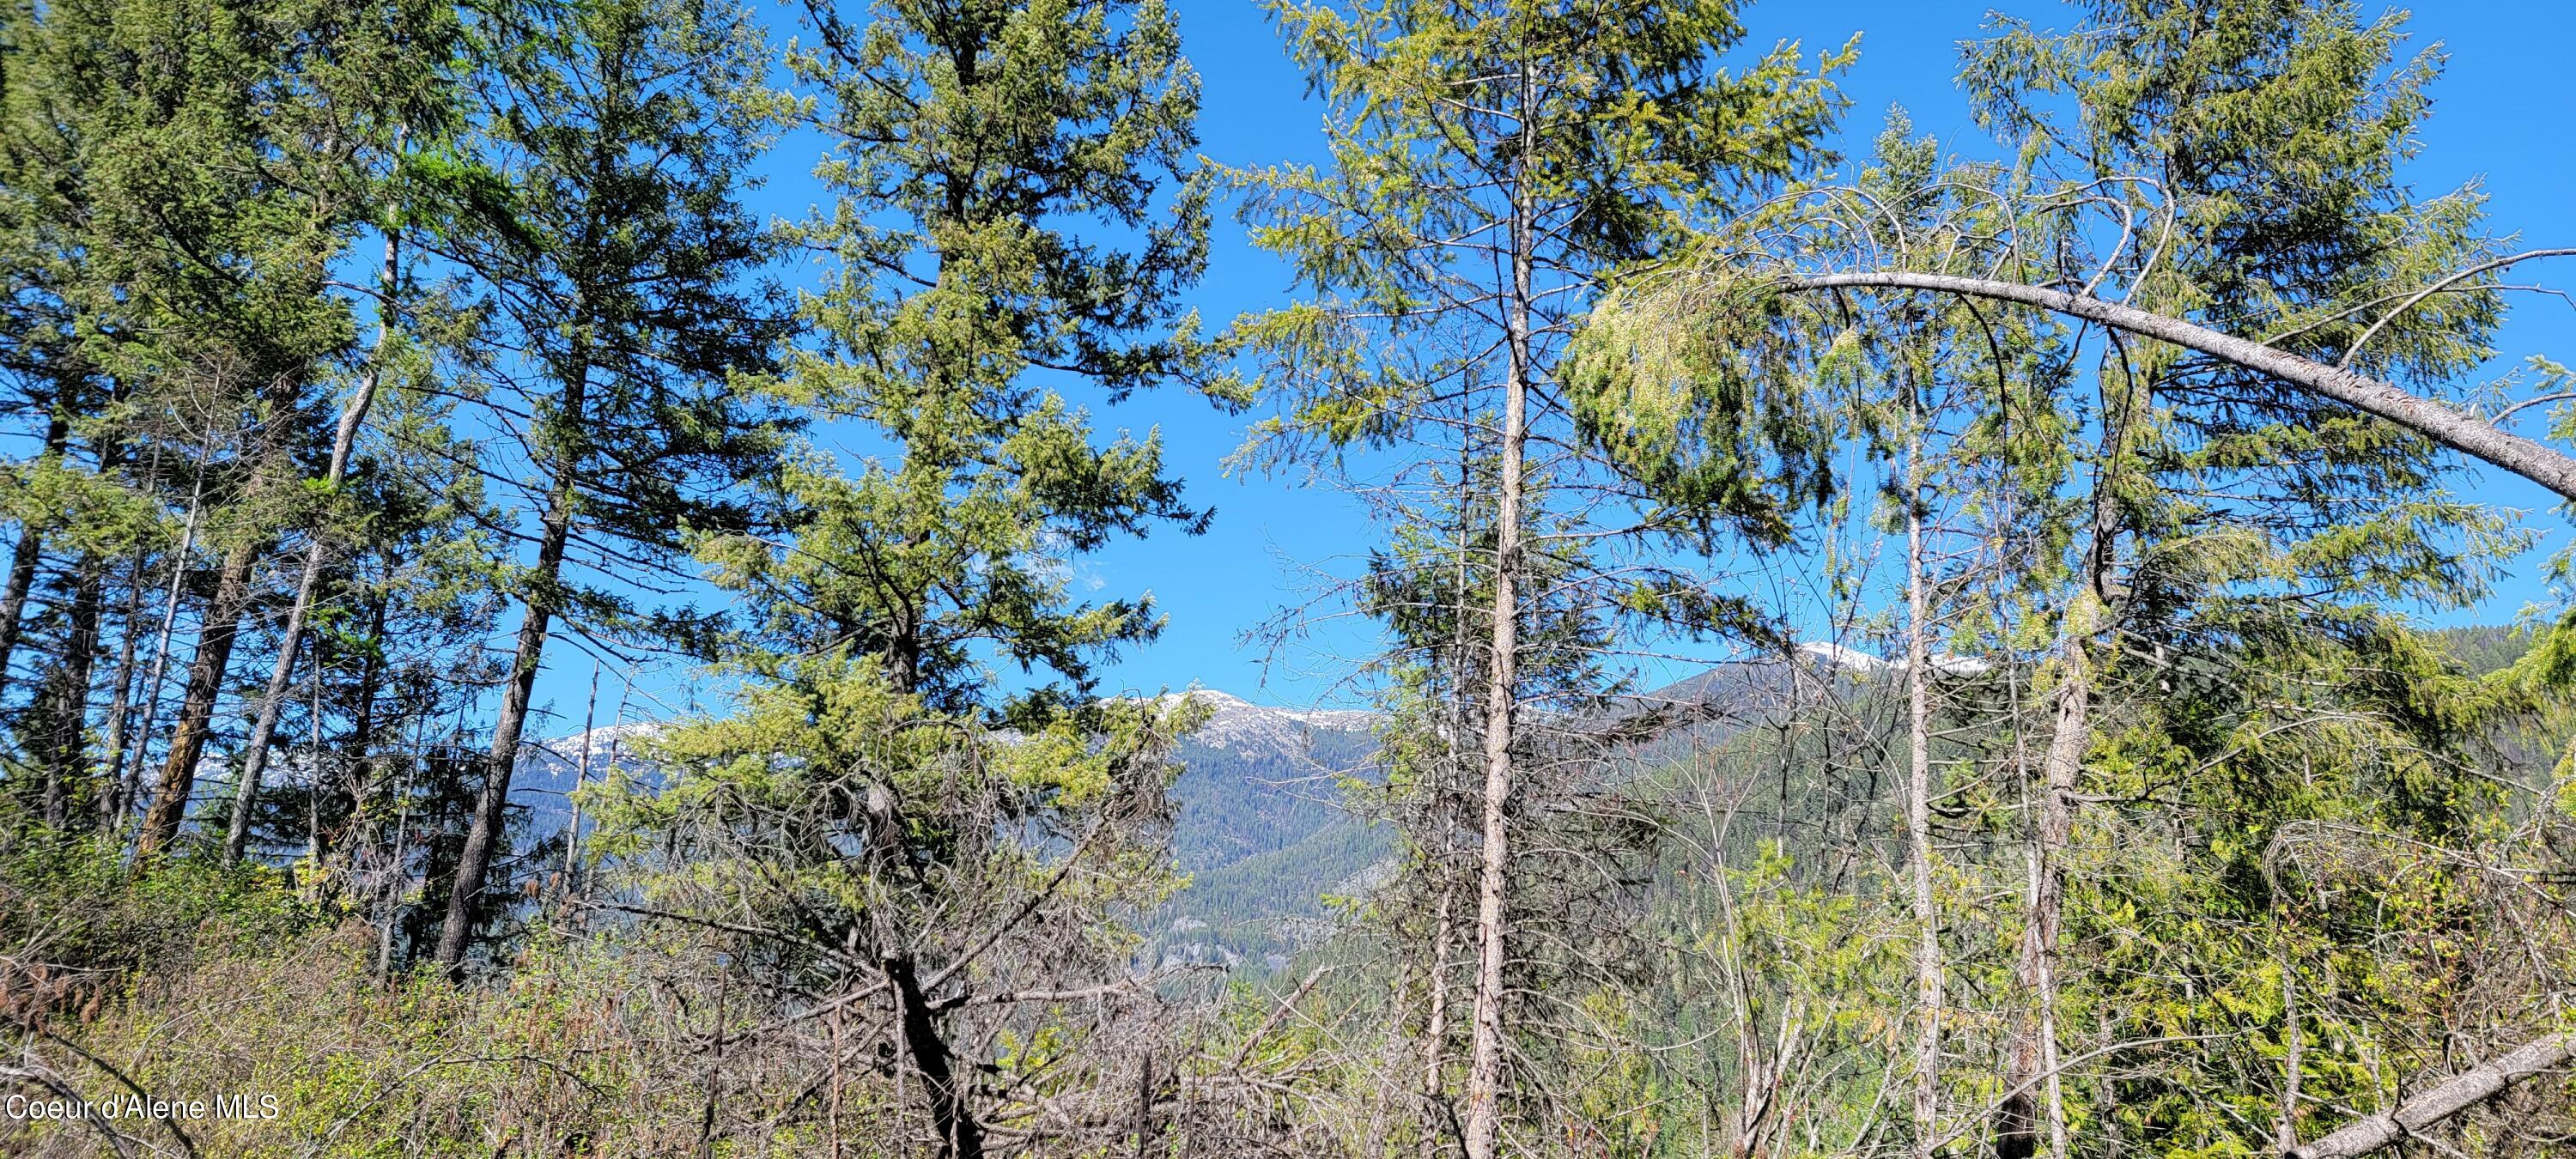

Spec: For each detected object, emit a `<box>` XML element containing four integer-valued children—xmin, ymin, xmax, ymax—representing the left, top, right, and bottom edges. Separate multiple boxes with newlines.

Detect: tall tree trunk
<box><xmin>434</xmin><ymin>453</ymin><xmax>577</xmax><ymax>978</ymax></box>
<box><xmin>54</xmin><ymin>551</ymin><xmax>106</xmax><ymax>814</ymax></box>
<box><xmin>885</xmin><ymin>953</ymin><xmax>983</xmax><ymax>1159</ymax></box>
<box><xmin>375</xmin><ymin>710</ymin><xmax>425</xmax><ymax>984</ymax></box>
<box><xmin>1423</xmin><ymin>434</ymin><xmax>1480</xmax><ymax>1154</ymax></box>
<box><xmin>117</xmin><ymin>463</ymin><xmax>208</xmax><ymax>834</ymax></box>
<box><xmin>1461</xmin><ymin>72</ymin><xmax>1534</xmax><ymax>1157</ymax></box>
<box><xmin>561</xmin><ymin>662</ymin><xmax>598</xmax><ymax>892</ymax></box>
<box><xmin>1422</xmin><ymin>878</ymin><xmax>1455</xmax><ymax>1153</ymax></box>
<box><xmin>304</xmin><ymin>649</ymin><xmax>324</xmax><ymax>868</ymax></box>
<box><xmin>98</xmin><ymin>450</ymin><xmax>167</xmax><ymax>825</ymax></box>
<box><xmin>0</xmin><ymin>413</ymin><xmax>70</xmax><ymax>698</ymax></box>
<box><xmin>134</xmin><ymin>533</ymin><xmax>258</xmax><ymax>856</ymax></box>
<box><xmin>1903</xmin><ymin>417</ymin><xmax>1942</xmax><ymax>1158</ymax></box>
<box><xmin>1996</xmin><ymin>597</ymin><xmax>2087</xmax><ymax>1159</ymax></box>
<box><xmin>1998</xmin><ymin>341</ymin><xmax>2129</xmax><ymax>1159</ymax></box>
<box><xmin>338</xmin><ymin>591</ymin><xmax>386</xmax><ymax>883</ymax></box>
<box><xmin>226</xmin><ymin>231</ymin><xmax>399</xmax><ymax>863</ymax></box>
<box><xmin>2278</xmin><ymin>939</ymin><xmax>2303</xmax><ymax>1152</ymax></box>
<box><xmin>40</xmin><ymin>551</ymin><xmax>105</xmax><ymax>828</ymax></box>
<box><xmin>98</xmin><ymin>549</ymin><xmax>150</xmax><ymax>826</ymax></box>
<box><xmin>1998</xmin><ymin>522</ymin><xmax>2116</xmax><ymax>1159</ymax></box>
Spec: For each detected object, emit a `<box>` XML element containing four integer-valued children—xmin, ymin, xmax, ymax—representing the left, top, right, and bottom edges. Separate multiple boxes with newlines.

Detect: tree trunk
<box><xmin>434</xmin><ymin>301</ymin><xmax>592</xmax><ymax>979</ymax></box>
<box><xmin>2278</xmin><ymin>944</ymin><xmax>2303</xmax><ymax>1152</ymax></box>
<box><xmin>884</xmin><ymin>953</ymin><xmax>983</xmax><ymax>1159</ymax></box>
<box><xmin>116</xmin><ymin>454</ymin><xmax>210</xmax><ymax>832</ymax></box>
<box><xmin>375</xmin><ymin>711</ymin><xmax>424</xmax><ymax>985</ymax></box>
<box><xmin>303</xmin><ymin>643</ymin><xmax>324</xmax><ymax>869</ymax></box>
<box><xmin>226</xmin><ymin>230</ymin><xmax>399</xmax><ymax>864</ymax></box>
<box><xmin>97</xmin><ymin>549</ymin><xmax>149</xmax><ymax>827</ymax></box>
<box><xmin>135</xmin><ymin>534</ymin><xmax>258</xmax><ymax>856</ymax></box>
<box><xmin>1903</xmin><ymin>418</ymin><xmax>1941</xmax><ymax>1158</ymax></box>
<box><xmin>1997</xmin><ymin>340</ymin><xmax>2132</xmax><ymax>1159</ymax></box>
<box><xmin>0</xmin><ymin>413</ymin><xmax>70</xmax><ymax>700</ymax></box>
<box><xmin>1422</xmin><ymin>877</ymin><xmax>1455</xmax><ymax>1150</ymax></box>
<box><xmin>2286</xmin><ymin>1034</ymin><xmax>2572</xmax><ymax>1159</ymax></box>
<box><xmin>0</xmin><ymin>524</ymin><xmax>43</xmax><ymax>697</ymax></box>
<box><xmin>1461</xmin><ymin>68</ymin><xmax>1535</xmax><ymax>1157</ymax></box>
<box><xmin>560</xmin><ymin>663</ymin><xmax>598</xmax><ymax>894</ymax></box>
<box><xmin>1996</xmin><ymin>602</ymin><xmax>2086</xmax><ymax>1159</ymax></box>
<box><xmin>40</xmin><ymin>551</ymin><xmax>105</xmax><ymax>828</ymax></box>
<box><xmin>1998</xmin><ymin>491</ymin><xmax>2114</xmax><ymax>1159</ymax></box>
<box><xmin>339</xmin><ymin>591</ymin><xmax>387</xmax><ymax>883</ymax></box>
<box><xmin>434</xmin><ymin>462</ymin><xmax>576</xmax><ymax>979</ymax></box>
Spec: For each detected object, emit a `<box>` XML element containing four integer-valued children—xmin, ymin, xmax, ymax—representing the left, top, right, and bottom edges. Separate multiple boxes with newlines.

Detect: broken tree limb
<box><xmin>2284</xmin><ymin>1032</ymin><xmax>2572</xmax><ymax>1159</ymax></box>
<box><xmin>1779</xmin><ymin>270</ymin><xmax>2576</xmax><ymax>504</ymax></box>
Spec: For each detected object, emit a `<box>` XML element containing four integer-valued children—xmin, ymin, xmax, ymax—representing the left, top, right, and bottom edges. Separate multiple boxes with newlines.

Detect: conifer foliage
<box><xmin>0</xmin><ymin>0</ymin><xmax>2573</xmax><ymax>1156</ymax></box>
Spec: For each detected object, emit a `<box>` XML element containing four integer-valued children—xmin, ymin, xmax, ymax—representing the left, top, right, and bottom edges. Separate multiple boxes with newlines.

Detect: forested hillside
<box><xmin>1</xmin><ymin>0</ymin><xmax>2574</xmax><ymax>1156</ymax></box>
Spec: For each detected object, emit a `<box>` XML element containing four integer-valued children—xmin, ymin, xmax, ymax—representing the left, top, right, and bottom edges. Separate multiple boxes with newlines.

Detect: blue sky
<box><xmin>532</xmin><ymin>0</ymin><xmax>2576</xmax><ymax>731</ymax></box>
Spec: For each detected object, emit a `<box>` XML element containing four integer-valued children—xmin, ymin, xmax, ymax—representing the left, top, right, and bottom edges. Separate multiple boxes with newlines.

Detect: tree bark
<box><xmin>1461</xmin><ymin>64</ymin><xmax>1535</xmax><ymax>1158</ymax></box>
<box><xmin>1997</xmin><ymin>331</ymin><xmax>2135</xmax><ymax>1159</ymax></box>
<box><xmin>116</xmin><ymin>466</ymin><xmax>206</xmax><ymax>834</ymax></box>
<box><xmin>1781</xmin><ymin>271</ymin><xmax>2576</xmax><ymax>502</ymax></box>
<box><xmin>433</xmin><ymin>437</ymin><xmax>579</xmax><ymax>979</ymax></box>
<box><xmin>2278</xmin><ymin>948</ymin><xmax>2303</xmax><ymax>1152</ymax></box>
<box><xmin>40</xmin><ymin>551</ymin><xmax>104</xmax><ymax>828</ymax></box>
<box><xmin>96</xmin><ymin>549</ymin><xmax>148</xmax><ymax>828</ymax></box>
<box><xmin>137</xmin><ymin>411</ymin><xmax>291</xmax><ymax>859</ymax></box>
<box><xmin>561</xmin><ymin>662</ymin><xmax>598</xmax><ymax>892</ymax></box>
<box><xmin>2285</xmin><ymin>1034</ymin><xmax>2572</xmax><ymax>1159</ymax></box>
<box><xmin>432</xmin><ymin>274</ymin><xmax>594</xmax><ymax>975</ymax></box>
<box><xmin>1998</xmin><ymin>452</ymin><xmax>2120</xmax><ymax>1159</ymax></box>
<box><xmin>338</xmin><ymin>591</ymin><xmax>387</xmax><ymax>883</ymax></box>
<box><xmin>374</xmin><ymin>711</ymin><xmax>422</xmax><ymax>985</ymax></box>
<box><xmin>135</xmin><ymin>535</ymin><xmax>258</xmax><ymax>856</ymax></box>
<box><xmin>0</xmin><ymin>413</ymin><xmax>70</xmax><ymax>700</ymax></box>
<box><xmin>0</xmin><ymin>523</ymin><xmax>43</xmax><ymax>698</ymax></box>
<box><xmin>1996</xmin><ymin>599</ymin><xmax>2087</xmax><ymax>1159</ymax></box>
<box><xmin>1903</xmin><ymin>416</ymin><xmax>1941</xmax><ymax>1158</ymax></box>
<box><xmin>225</xmin><ymin>231</ymin><xmax>399</xmax><ymax>863</ymax></box>
<box><xmin>884</xmin><ymin>953</ymin><xmax>983</xmax><ymax>1159</ymax></box>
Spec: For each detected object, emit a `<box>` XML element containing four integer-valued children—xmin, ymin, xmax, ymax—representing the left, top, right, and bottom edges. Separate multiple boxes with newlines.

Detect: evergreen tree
<box><xmin>0</xmin><ymin>0</ymin><xmax>431</xmax><ymax>851</ymax></box>
<box><xmin>420</xmin><ymin>0</ymin><xmax>789</xmax><ymax>978</ymax></box>
<box><xmin>1959</xmin><ymin>4</ymin><xmax>2526</xmax><ymax>1153</ymax></box>
<box><xmin>595</xmin><ymin>2</ymin><xmax>1225</xmax><ymax>1152</ymax></box>
<box><xmin>1230</xmin><ymin>3</ymin><xmax>1847</xmax><ymax>1150</ymax></box>
<box><xmin>1583</xmin><ymin>2</ymin><xmax>2559</xmax><ymax>1154</ymax></box>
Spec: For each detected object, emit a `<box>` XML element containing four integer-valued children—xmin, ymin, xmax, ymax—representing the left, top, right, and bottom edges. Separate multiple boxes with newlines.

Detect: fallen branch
<box><xmin>2286</xmin><ymin>1033</ymin><xmax>2572</xmax><ymax>1159</ymax></box>
<box><xmin>1777</xmin><ymin>270</ymin><xmax>2576</xmax><ymax>503</ymax></box>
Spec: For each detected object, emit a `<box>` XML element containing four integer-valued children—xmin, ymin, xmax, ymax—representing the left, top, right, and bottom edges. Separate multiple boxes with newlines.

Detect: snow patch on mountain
<box><xmin>1795</xmin><ymin>640</ymin><xmax>1991</xmax><ymax>677</ymax></box>
<box><xmin>523</xmin><ymin>721</ymin><xmax>662</xmax><ymax>773</ymax></box>
<box><xmin>1175</xmin><ymin>690</ymin><xmax>1377</xmax><ymax>755</ymax></box>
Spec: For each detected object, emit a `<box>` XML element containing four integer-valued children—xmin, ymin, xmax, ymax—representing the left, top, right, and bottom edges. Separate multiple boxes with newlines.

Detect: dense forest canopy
<box><xmin>0</xmin><ymin>0</ymin><xmax>2571</xmax><ymax>1156</ymax></box>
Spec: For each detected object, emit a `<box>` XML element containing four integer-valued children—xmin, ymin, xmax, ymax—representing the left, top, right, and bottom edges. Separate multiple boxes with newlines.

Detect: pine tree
<box><xmin>1958</xmin><ymin>5</ymin><xmax>2524</xmax><ymax>1152</ymax></box>
<box><xmin>420</xmin><ymin>0</ymin><xmax>788</xmax><ymax>978</ymax></box>
<box><xmin>1585</xmin><ymin>3</ymin><xmax>2554</xmax><ymax>1153</ymax></box>
<box><xmin>0</xmin><ymin>0</ymin><xmax>413</xmax><ymax>853</ymax></box>
<box><xmin>1231</xmin><ymin>3</ymin><xmax>1847</xmax><ymax>1150</ymax></box>
<box><xmin>599</xmin><ymin>3</ymin><xmax>1223</xmax><ymax>1151</ymax></box>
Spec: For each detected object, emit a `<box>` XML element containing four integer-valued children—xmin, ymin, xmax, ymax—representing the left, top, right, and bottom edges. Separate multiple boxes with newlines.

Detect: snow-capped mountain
<box><xmin>508</xmin><ymin>720</ymin><xmax>665</xmax><ymax>833</ymax></box>
<box><xmin>1795</xmin><ymin>640</ymin><xmax>1990</xmax><ymax>676</ymax></box>
<box><xmin>515</xmin><ymin>721</ymin><xmax>662</xmax><ymax>788</ymax></box>
<box><xmin>1176</xmin><ymin>689</ymin><xmax>1376</xmax><ymax>756</ymax></box>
